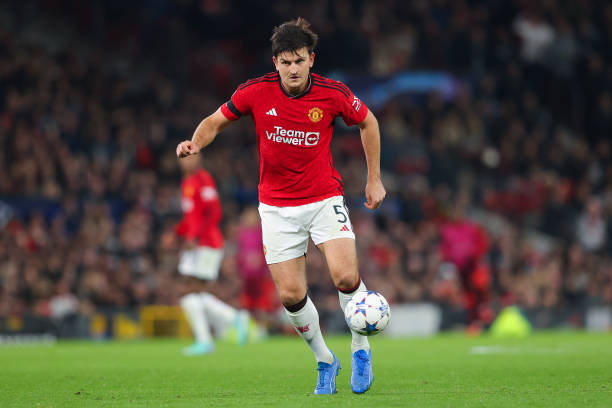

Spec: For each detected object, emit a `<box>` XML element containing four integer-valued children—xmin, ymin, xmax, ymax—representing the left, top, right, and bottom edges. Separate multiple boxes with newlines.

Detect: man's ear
<box><xmin>310</xmin><ymin>52</ymin><xmax>315</xmax><ymax>68</ymax></box>
<box><xmin>273</xmin><ymin>56</ymin><xmax>278</xmax><ymax>71</ymax></box>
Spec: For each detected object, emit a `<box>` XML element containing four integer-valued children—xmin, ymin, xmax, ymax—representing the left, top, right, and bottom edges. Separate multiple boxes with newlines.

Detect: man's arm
<box><xmin>357</xmin><ymin>110</ymin><xmax>386</xmax><ymax>210</ymax></box>
<box><xmin>176</xmin><ymin>108</ymin><xmax>234</xmax><ymax>157</ymax></box>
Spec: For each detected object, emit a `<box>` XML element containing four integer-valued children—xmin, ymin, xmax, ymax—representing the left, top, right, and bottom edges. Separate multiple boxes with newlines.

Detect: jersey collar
<box><xmin>278</xmin><ymin>74</ymin><xmax>313</xmax><ymax>99</ymax></box>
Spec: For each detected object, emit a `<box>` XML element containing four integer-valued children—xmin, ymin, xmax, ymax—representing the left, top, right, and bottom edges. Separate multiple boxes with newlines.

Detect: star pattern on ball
<box><xmin>365</xmin><ymin>322</ymin><xmax>378</xmax><ymax>334</ymax></box>
<box><xmin>354</xmin><ymin>307</ymin><xmax>367</xmax><ymax>317</ymax></box>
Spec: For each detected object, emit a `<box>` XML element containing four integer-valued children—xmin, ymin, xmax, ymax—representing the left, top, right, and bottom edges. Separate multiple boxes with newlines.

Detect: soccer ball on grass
<box><xmin>344</xmin><ymin>290</ymin><xmax>390</xmax><ymax>336</ymax></box>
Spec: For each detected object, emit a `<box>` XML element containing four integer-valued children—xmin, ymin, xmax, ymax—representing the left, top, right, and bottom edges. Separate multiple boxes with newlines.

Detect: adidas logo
<box><xmin>340</xmin><ymin>225</ymin><xmax>350</xmax><ymax>232</ymax></box>
<box><xmin>266</xmin><ymin>108</ymin><xmax>278</xmax><ymax>116</ymax></box>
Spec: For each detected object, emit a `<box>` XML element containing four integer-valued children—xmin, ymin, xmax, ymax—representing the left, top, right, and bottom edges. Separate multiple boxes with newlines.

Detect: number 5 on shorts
<box><xmin>333</xmin><ymin>205</ymin><xmax>347</xmax><ymax>223</ymax></box>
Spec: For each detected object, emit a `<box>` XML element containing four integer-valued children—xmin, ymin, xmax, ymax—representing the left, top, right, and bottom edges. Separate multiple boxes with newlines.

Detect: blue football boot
<box><xmin>351</xmin><ymin>349</ymin><xmax>373</xmax><ymax>393</ymax></box>
<box><xmin>314</xmin><ymin>351</ymin><xmax>341</xmax><ymax>395</ymax></box>
<box><xmin>182</xmin><ymin>342</ymin><xmax>215</xmax><ymax>356</ymax></box>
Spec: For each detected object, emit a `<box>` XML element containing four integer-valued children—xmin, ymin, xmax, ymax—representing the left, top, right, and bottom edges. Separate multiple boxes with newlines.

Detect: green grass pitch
<box><xmin>0</xmin><ymin>332</ymin><xmax>611</xmax><ymax>407</ymax></box>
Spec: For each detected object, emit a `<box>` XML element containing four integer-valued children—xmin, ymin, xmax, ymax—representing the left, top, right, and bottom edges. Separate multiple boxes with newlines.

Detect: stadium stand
<box><xmin>1</xmin><ymin>0</ymin><xmax>612</xmax><ymax>336</ymax></box>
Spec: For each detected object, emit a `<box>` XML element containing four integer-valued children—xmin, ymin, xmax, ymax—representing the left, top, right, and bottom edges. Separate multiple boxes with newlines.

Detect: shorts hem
<box><xmin>265</xmin><ymin>252</ymin><xmax>306</xmax><ymax>265</ymax></box>
<box><xmin>312</xmin><ymin>232</ymin><xmax>355</xmax><ymax>246</ymax></box>
<box><xmin>178</xmin><ymin>270</ymin><xmax>219</xmax><ymax>281</ymax></box>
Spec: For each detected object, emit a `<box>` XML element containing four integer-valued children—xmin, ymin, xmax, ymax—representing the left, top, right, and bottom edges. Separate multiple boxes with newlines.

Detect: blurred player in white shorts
<box><xmin>176</xmin><ymin>155</ymin><xmax>249</xmax><ymax>356</ymax></box>
<box><xmin>176</xmin><ymin>18</ymin><xmax>385</xmax><ymax>394</ymax></box>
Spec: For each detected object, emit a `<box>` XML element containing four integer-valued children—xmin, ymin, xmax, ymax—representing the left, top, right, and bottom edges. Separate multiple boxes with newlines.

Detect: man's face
<box><xmin>178</xmin><ymin>154</ymin><xmax>201</xmax><ymax>174</ymax></box>
<box><xmin>273</xmin><ymin>47</ymin><xmax>314</xmax><ymax>94</ymax></box>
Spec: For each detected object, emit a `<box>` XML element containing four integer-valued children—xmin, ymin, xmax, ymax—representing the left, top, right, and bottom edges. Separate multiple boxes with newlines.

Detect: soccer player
<box><xmin>176</xmin><ymin>18</ymin><xmax>385</xmax><ymax>393</ymax></box>
<box><xmin>176</xmin><ymin>154</ymin><xmax>249</xmax><ymax>355</ymax></box>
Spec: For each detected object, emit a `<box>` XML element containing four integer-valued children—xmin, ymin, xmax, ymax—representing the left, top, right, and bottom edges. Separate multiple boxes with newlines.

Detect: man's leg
<box><xmin>200</xmin><ymin>293</ymin><xmax>250</xmax><ymax>345</ymax></box>
<box><xmin>318</xmin><ymin>238</ymin><xmax>370</xmax><ymax>352</ymax></box>
<box><xmin>269</xmin><ymin>256</ymin><xmax>333</xmax><ymax>363</ymax></box>
<box><xmin>268</xmin><ymin>256</ymin><xmax>340</xmax><ymax>394</ymax></box>
<box><xmin>318</xmin><ymin>238</ymin><xmax>373</xmax><ymax>393</ymax></box>
<box><xmin>180</xmin><ymin>277</ymin><xmax>215</xmax><ymax>355</ymax></box>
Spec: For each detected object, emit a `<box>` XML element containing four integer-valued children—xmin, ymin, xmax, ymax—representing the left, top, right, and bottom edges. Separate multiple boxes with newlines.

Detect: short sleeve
<box><xmin>338</xmin><ymin>84</ymin><xmax>368</xmax><ymax>127</ymax></box>
<box><xmin>220</xmin><ymin>86</ymin><xmax>253</xmax><ymax>120</ymax></box>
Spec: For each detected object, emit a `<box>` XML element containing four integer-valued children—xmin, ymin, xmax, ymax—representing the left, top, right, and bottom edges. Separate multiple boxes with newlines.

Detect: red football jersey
<box><xmin>175</xmin><ymin>169</ymin><xmax>224</xmax><ymax>248</ymax></box>
<box><xmin>220</xmin><ymin>72</ymin><xmax>368</xmax><ymax>206</ymax></box>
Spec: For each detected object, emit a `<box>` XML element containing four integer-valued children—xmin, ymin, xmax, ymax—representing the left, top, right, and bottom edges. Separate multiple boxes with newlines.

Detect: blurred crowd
<box><xmin>1</xmin><ymin>0</ymin><xmax>612</xmax><ymax>333</ymax></box>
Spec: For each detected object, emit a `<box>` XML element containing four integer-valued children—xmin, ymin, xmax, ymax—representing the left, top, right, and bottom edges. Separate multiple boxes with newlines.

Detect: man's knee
<box><xmin>278</xmin><ymin>285</ymin><xmax>307</xmax><ymax>307</ymax></box>
<box><xmin>268</xmin><ymin>256</ymin><xmax>307</xmax><ymax>307</ymax></box>
<box><xmin>327</xmin><ymin>256</ymin><xmax>359</xmax><ymax>290</ymax></box>
<box><xmin>332</xmin><ymin>270</ymin><xmax>359</xmax><ymax>291</ymax></box>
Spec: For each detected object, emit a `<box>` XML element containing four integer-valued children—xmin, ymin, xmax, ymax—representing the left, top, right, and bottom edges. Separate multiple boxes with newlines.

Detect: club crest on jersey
<box><xmin>184</xmin><ymin>185</ymin><xmax>195</xmax><ymax>197</ymax></box>
<box><xmin>308</xmin><ymin>107</ymin><xmax>323</xmax><ymax>123</ymax></box>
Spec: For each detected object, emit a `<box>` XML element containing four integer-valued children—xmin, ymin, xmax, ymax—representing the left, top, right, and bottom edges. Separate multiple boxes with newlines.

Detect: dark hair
<box><xmin>270</xmin><ymin>17</ymin><xmax>318</xmax><ymax>57</ymax></box>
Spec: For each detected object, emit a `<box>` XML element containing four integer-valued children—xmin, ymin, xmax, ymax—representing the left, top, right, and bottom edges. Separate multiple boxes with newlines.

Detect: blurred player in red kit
<box><xmin>176</xmin><ymin>18</ymin><xmax>385</xmax><ymax>393</ymax></box>
<box><xmin>176</xmin><ymin>154</ymin><xmax>249</xmax><ymax>355</ymax></box>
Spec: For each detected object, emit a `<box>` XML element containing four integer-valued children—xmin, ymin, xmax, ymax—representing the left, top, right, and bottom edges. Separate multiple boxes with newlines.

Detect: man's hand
<box><xmin>176</xmin><ymin>140</ymin><xmax>200</xmax><ymax>158</ymax></box>
<box><xmin>364</xmin><ymin>177</ymin><xmax>386</xmax><ymax>210</ymax></box>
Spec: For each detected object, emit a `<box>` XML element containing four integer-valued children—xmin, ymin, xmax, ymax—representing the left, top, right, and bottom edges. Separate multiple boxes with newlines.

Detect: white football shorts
<box><xmin>178</xmin><ymin>247</ymin><xmax>224</xmax><ymax>280</ymax></box>
<box><xmin>258</xmin><ymin>195</ymin><xmax>355</xmax><ymax>264</ymax></box>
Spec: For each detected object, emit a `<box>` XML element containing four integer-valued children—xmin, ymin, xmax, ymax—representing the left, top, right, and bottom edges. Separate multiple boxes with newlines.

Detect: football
<box><xmin>344</xmin><ymin>290</ymin><xmax>391</xmax><ymax>336</ymax></box>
